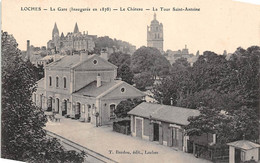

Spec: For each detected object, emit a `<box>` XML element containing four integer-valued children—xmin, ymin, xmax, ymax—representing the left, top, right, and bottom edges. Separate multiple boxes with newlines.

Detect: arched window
<box><xmin>49</xmin><ymin>76</ymin><xmax>52</xmax><ymax>86</ymax></box>
<box><xmin>47</xmin><ymin>97</ymin><xmax>53</xmax><ymax>111</ymax></box>
<box><xmin>110</xmin><ymin>104</ymin><xmax>116</xmax><ymax>119</ymax></box>
<box><xmin>87</xmin><ymin>104</ymin><xmax>91</xmax><ymax>113</ymax></box>
<box><xmin>92</xmin><ymin>104</ymin><xmax>95</xmax><ymax>115</ymax></box>
<box><xmin>82</xmin><ymin>104</ymin><xmax>85</xmax><ymax>113</ymax></box>
<box><xmin>56</xmin><ymin>76</ymin><xmax>59</xmax><ymax>88</ymax></box>
<box><xmin>56</xmin><ymin>98</ymin><xmax>60</xmax><ymax>113</ymax></box>
<box><xmin>63</xmin><ymin>77</ymin><xmax>66</xmax><ymax>88</ymax></box>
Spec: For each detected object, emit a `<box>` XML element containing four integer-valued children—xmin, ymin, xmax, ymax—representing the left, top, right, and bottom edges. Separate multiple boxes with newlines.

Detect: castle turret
<box><xmin>52</xmin><ymin>22</ymin><xmax>59</xmax><ymax>39</ymax></box>
<box><xmin>52</xmin><ymin>22</ymin><xmax>60</xmax><ymax>52</ymax></box>
<box><xmin>74</xmin><ymin>22</ymin><xmax>79</xmax><ymax>33</ymax></box>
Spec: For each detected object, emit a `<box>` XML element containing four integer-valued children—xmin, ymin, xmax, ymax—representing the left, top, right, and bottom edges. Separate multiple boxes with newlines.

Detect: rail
<box><xmin>45</xmin><ymin>130</ymin><xmax>118</xmax><ymax>163</ymax></box>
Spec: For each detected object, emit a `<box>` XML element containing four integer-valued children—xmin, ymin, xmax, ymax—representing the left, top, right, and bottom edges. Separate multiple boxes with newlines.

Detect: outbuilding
<box><xmin>128</xmin><ymin>102</ymin><xmax>201</xmax><ymax>151</ymax></box>
<box><xmin>227</xmin><ymin>140</ymin><xmax>260</xmax><ymax>163</ymax></box>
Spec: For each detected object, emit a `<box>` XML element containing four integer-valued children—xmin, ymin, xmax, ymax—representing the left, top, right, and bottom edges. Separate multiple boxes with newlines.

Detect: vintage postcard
<box><xmin>1</xmin><ymin>0</ymin><xmax>260</xmax><ymax>163</ymax></box>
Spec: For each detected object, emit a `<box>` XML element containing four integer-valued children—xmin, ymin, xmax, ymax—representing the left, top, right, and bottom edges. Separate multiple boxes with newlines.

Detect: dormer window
<box><xmin>56</xmin><ymin>76</ymin><xmax>59</xmax><ymax>88</ymax></box>
<box><xmin>49</xmin><ymin>76</ymin><xmax>52</xmax><ymax>86</ymax></box>
<box><xmin>63</xmin><ymin>77</ymin><xmax>67</xmax><ymax>88</ymax></box>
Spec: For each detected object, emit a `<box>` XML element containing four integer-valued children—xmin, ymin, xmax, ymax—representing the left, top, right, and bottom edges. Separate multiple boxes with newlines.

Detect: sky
<box><xmin>1</xmin><ymin>0</ymin><xmax>260</xmax><ymax>54</ymax></box>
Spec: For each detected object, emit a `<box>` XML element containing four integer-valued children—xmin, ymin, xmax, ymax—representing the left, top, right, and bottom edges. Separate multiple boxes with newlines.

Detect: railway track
<box><xmin>46</xmin><ymin>130</ymin><xmax>118</xmax><ymax>163</ymax></box>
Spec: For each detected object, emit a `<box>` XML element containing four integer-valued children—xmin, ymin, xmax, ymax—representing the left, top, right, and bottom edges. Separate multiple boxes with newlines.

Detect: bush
<box><xmin>113</xmin><ymin>120</ymin><xmax>131</xmax><ymax>135</ymax></box>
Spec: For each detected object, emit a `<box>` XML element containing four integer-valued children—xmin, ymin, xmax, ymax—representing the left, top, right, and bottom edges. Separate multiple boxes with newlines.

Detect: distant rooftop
<box><xmin>46</xmin><ymin>55</ymin><xmax>83</xmax><ymax>68</ymax></box>
<box><xmin>38</xmin><ymin>54</ymin><xmax>64</xmax><ymax>61</ymax></box>
<box><xmin>73</xmin><ymin>80</ymin><xmax>122</xmax><ymax>97</ymax></box>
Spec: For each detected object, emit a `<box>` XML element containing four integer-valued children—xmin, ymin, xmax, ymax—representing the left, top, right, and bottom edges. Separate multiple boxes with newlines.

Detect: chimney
<box><xmin>97</xmin><ymin>74</ymin><xmax>101</xmax><ymax>87</ymax></box>
<box><xmin>53</xmin><ymin>47</ymin><xmax>58</xmax><ymax>62</ymax></box>
<box><xmin>80</xmin><ymin>51</ymin><xmax>88</xmax><ymax>62</ymax></box>
<box><xmin>170</xmin><ymin>97</ymin><xmax>173</xmax><ymax>106</ymax></box>
<box><xmin>27</xmin><ymin>40</ymin><xmax>30</xmax><ymax>61</ymax></box>
<box><xmin>54</xmin><ymin>54</ymin><xmax>57</xmax><ymax>62</ymax></box>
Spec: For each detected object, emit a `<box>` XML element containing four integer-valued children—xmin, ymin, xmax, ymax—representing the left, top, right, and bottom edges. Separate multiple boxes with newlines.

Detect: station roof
<box><xmin>128</xmin><ymin>102</ymin><xmax>200</xmax><ymax>126</ymax></box>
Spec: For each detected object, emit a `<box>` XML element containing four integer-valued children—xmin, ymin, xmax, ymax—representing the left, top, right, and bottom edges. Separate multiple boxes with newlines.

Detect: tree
<box><xmin>131</xmin><ymin>46</ymin><xmax>171</xmax><ymax>78</ymax></box>
<box><xmin>153</xmin><ymin>57</ymin><xmax>191</xmax><ymax>105</ymax></box>
<box><xmin>32</xmin><ymin>64</ymin><xmax>45</xmax><ymax>80</ymax></box>
<box><xmin>177</xmin><ymin>89</ymin><xmax>225</xmax><ymax>110</ymax></box>
<box><xmin>108</xmin><ymin>52</ymin><xmax>134</xmax><ymax>84</ymax></box>
<box><xmin>184</xmin><ymin>46</ymin><xmax>260</xmax><ymax>145</ymax></box>
<box><xmin>185</xmin><ymin>106</ymin><xmax>225</xmax><ymax>135</ymax></box>
<box><xmin>153</xmin><ymin>76</ymin><xmax>179</xmax><ymax>105</ymax></box>
<box><xmin>191</xmin><ymin>51</ymin><xmax>231</xmax><ymax>92</ymax></box>
<box><xmin>185</xmin><ymin>105</ymin><xmax>258</xmax><ymax>146</ymax></box>
<box><xmin>133</xmin><ymin>72</ymin><xmax>154</xmax><ymax>91</ymax></box>
<box><xmin>108</xmin><ymin>52</ymin><xmax>131</xmax><ymax>67</ymax></box>
<box><xmin>114</xmin><ymin>99</ymin><xmax>144</xmax><ymax>118</ymax></box>
<box><xmin>118</xmin><ymin>64</ymin><xmax>134</xmax><ymax>84</ymax></box>
<box><xmin>95</xmin><ymin>36</ymin><xmax>115</xmax><ymax>50</ymax></box>
<box><xmin>1</xmin><ymin>31</ymin><xmax>85</xmax><ymax>162</ymax></box>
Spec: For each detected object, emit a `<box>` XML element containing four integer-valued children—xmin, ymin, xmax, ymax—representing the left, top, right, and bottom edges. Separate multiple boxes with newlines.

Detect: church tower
<box><xmin>52</xmin><ymin>22</ymin><xmax>60</xmax><ymax>52</ymax></box>
<box><xmin>147</xmin><ymin>13</ymin><xmax>164</xmax><ymax>53</ymax></box>
<box><xmin>73</xmin><ymin>22</ymin><xmax>79</xmax><ymax>33</ymax></box>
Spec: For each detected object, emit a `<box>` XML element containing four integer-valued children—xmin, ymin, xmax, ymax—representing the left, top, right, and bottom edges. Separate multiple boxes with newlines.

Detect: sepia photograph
<box><xmin>1</xmin><ymin>0</ymin><xmax>260</xmax><ymax>162</ymax></box>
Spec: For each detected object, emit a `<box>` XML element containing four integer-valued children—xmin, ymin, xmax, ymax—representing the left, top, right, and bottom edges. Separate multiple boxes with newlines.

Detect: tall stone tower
<box><xmin>147</xmin><ymin>13</ymin><xmax>164</xmax><ymax>53</ymax></box>
<box><xmin>52</xmin><ymin>22</ymin><xmax>60</xmax><ymax>52</ymax></box>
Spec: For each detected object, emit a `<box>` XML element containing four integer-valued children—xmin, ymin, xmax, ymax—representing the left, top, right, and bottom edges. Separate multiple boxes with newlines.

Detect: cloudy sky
<box><xmin>2</xmin><ymin>0</ymin><xmax>260</xmax><ymax>54</ymax></box>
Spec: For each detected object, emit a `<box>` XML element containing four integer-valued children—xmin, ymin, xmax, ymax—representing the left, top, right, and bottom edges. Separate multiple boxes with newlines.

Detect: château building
<box><xmin>47</xmin><ymin>23</ymin><xmax>97</xmax><ymax>54</ymax></box>
<box><xmin>147</xmin><ymin>13</ymin><xmax>164</xmax><ymax>53</ymax></box>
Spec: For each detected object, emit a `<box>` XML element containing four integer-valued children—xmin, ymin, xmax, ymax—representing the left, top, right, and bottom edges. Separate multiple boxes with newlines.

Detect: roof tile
<box><xmin>128</xmin><ymin>102</ymin><xmax>200</xmax><ymax>125</ymax></box>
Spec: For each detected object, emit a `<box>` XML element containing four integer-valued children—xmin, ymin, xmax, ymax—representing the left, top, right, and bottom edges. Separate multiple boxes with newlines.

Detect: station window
<box><xmin>63</xmin><ymin>77</ymin><xmax>66</xmax><ymax>88</ymax></box>
<box><xmin>56</xmin><ymin>77</ymin><xmax>59</xmax><ymax>88</ymax></box>
<box><xmin>49</xmin><ymin>76</ymin><xmax>52</xmax><ymax>86</ymax></box>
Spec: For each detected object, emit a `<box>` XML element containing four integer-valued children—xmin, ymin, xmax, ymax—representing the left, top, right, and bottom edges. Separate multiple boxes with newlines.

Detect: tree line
<box><xmin>153</xmin><ymin>47</ymin><xmax>259</xmax><ymax>146</ymax></box>
<box><xmin>108</xmin><ymin>46</ymin><xmax>171</xmax><ymax>90</ymax></box>
<box><xmin>111</xmin><ymin>44</ymin><xmax>259</xmax><ymax>147</ymax></box>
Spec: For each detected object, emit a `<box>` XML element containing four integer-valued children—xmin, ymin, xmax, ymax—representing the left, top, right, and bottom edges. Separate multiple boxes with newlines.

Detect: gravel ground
<box><xmin>45</xmin><ymin>118</ymin><xmax>212</xmax><ymax>163</ymax></box>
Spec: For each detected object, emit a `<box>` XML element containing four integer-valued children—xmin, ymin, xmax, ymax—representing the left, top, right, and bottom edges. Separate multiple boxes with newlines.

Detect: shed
<box><xmin>128</xmin><ymin>102</ymin><xmax>201</xmax><ymax>151</ymax></box>
<box><xmin>227</xmin><ymin>140</ymin><xmax>260</xmax><ymax>163</ymax></box>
